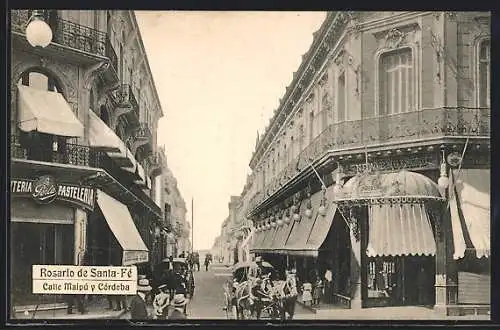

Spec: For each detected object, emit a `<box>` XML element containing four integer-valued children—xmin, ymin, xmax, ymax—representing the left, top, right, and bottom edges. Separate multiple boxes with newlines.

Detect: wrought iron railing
<box><xmin>135</xmin><ymin>123</ymin><xmax>153</xmax><ymax>142</ymax></box>
<box><xmin>112</xmin><ymin>84</ymin><xmax>139</xmax><ymax>113</ymax></box>
<box><xmin>248</xmin><ymin>107</ymin><xmax>490</xmax><ymax>212</ymax></box>
<box><xmin>10</xmin><ymin>135</ymin><xmax>103</xmax><ymax>167</ymax></box>
<box><xmin>10</xmin><ymin>10</ymin><xmax>107</xmax><ymax>58</ymax></box>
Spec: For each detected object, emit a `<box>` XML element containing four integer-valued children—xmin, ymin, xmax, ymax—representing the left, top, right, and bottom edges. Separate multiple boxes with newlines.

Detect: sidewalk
<box><xmin>293</xmin><ymin>306</ymin><xmax>491</xmax><ymax>320</ymax></box>
<box><xmin>13</xmin><ymin>296</ymin><xmax>127</xmax><ymax>320</ymax></box>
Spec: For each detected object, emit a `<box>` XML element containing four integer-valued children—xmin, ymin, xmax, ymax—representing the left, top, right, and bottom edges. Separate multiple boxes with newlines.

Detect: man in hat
<box><xmin>153</xmin><ymin>284</ymin><xmax>170</xmax><ymax>319</ymax></box>
<box><xmin>168</xmin><ymin>294</ymin><xmax>188</xmax><ymax>320</ymax></box>
<box><xmin>129</xmin><ymin>278</ymin><xmax>152</xmax><ymax>320</ymax></box>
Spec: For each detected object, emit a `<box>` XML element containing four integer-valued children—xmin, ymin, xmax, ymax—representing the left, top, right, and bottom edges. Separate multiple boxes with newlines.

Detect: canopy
<box><xmin>88</xmin><ymin>109</ymin><xmax>135</xmax><ymax>169</ymax></box>
<box><xmin>449</xmin><ymin>169</ymin><xmax>490</xmax><ymax>259</ymax></box>
<box><xmin>96</xmin><ymin>189</ymin><xmax>149</xmax><ymax>265</ymax></box>
<box><xmin>17</xmin><ymin>84</ymin><xmax>84</xmax><ymax>137</ymax></box>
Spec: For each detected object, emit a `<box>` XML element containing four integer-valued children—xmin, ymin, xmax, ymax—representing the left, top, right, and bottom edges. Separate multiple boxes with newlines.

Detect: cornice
<box><xmin>129</xmin><ymin>11</ymin><xmax>164</xmax><ymax>118</ymax></box>
<box><xmin>250</xmin><ymin>12</ymin><xmax>350</xmax><ymax>169</ymax></box>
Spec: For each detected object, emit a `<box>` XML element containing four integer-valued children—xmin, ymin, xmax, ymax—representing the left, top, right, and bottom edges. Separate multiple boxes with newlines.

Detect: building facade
<box><xmin>159</xmin><ymin>150</ymin><xmax>189</xmax><ymax>257</ymax></box>
<box><xmin>247</xmin><ymin>11</ymin><xmax>490</xmax><ymax>315</ymax></box>
<box><xmin>10</xmin><ymin>10</ymin><xmax>166</xmax><ymax>308</ymax></box>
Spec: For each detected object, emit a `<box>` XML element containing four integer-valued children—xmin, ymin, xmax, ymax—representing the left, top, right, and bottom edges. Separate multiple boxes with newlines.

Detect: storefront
<box><xmin>10</xmin><ymin>175</ymin><xmax>96</xmax><ymax>306</ymax></box>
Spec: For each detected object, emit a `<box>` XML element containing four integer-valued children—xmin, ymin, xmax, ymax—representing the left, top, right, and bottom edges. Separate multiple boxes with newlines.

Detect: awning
<box><xmin>284</xmin><ymin>185</ymin><xmax>336</xmax><ymax>256</ymax></box>
<box><xmin>96</xmin><ymin>189</ymin><xmax>149</xmax><ymax>265</ymax></box>
<box><xmin>88</xmin><ymin>109</ymin><xmax>135</xmax><ymax>169</ymax></box>
<box><xmin>367</xmin><ymin>203</ymin><xmax>436</xmax><ymax>257</ymax></box>
<box><xmin>270</xmin><ymin>216</ymin><xmax>294</xmax><ymax>251</ymax></box>
<box><xmin>449</xmin><ymin>169</ymin><xmax>490</xmax><ymax>259</ymax></box>
<box><xmin>17</xmin><ymin>84</ymin><xmax>84</xmax><ymax>137</ymax></box>
<box><xmin>133</xmin><ymin>162</ymin><xmax>146</xmax><ymax>185</ymax></box>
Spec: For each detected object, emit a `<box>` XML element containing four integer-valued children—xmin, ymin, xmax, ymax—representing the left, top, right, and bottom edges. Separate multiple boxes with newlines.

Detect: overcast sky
<box><xmin>135</xmin><ymin>11</ymin><xmax>326</xmax><ymax>250</ymax></box>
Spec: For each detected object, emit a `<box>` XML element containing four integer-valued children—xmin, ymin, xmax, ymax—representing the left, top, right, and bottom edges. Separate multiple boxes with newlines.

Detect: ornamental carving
<box><xmin>385</xmin><ymin>28</ymin><xmax>405</xmax><ymax>49</ymax></box>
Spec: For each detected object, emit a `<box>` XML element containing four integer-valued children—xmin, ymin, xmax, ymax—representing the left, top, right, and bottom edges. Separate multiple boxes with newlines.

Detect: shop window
<box><xmin>477</xmin><ymin>39</ymin><xmax>490</xmax><ymax>107</ymax></box>
<box><xmin>378</xmin><ymin>48</ymin><xmax>414</xmax><ymax>115</ymax></box>
<box><xmin>367</xmin><ymin>258</ymin><xmax>396</xmax><ymax>296</ymax></box>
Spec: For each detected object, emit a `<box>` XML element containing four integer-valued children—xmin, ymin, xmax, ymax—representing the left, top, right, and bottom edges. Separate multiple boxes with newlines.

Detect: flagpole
<box><xmin>191</xmin><ymin>197</ymin><xmax>194</xmax><ymax>253</ymax></box>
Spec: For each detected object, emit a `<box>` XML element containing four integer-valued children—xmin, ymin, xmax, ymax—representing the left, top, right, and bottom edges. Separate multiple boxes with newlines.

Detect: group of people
<box><xmin>130</xmin><ymin>276</ymin><xmax>188</xmax><ymax>320</ymax></box>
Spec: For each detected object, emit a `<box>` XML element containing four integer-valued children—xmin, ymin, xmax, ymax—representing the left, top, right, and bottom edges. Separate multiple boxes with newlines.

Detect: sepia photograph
<box><xmin>7</xmin><ymin>9</ymin><xmax>491</xmax><ymax>322</ymax></box>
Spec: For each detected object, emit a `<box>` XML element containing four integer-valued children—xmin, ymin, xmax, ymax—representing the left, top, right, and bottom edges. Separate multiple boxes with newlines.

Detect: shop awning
<box><xmin>367</xmin><ymin>204</ymin><xmax>436</xmax><ymax>257</ymax></box>
<box><xmin>96</xmin><ymin>189</ymin><xmax>149</xmax><ymax>266</ymax></box>
<box><xmin>88</xmin><ymin>110</ymin><xmax>136</xmax><ymax>169</ymax></box>
<box><xmin>133</xmin><ymin>162</ymin><xmax>146</xmax><ymax>185</ymax></box>
<box><xmin>283</xmin><ymin>185</ymin><xmax>336</xmax><ymax>256</ymax></box>
<box><xmin>17</xmin><ymin>84</ymin><xmax>84</xmax><ymax>137</ymax></box>
<box><xmin>449</xmin><ymin>169</ymin><xmax>490</xmax><ymax>259</ymax></box>
<box><xmin>270</xmin><ymin>217</ymin><xmax>294</xmax><ymax>251</ymax></box>
<box><xmin>250</xmin><ymin>226</ymin><xmax>271</xmax><ymax>252</ymax></box>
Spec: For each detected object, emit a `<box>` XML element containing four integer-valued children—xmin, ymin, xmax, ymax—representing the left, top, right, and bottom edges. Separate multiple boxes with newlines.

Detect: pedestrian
<box><xmin>153</xmin><ymin>284</ymin><xmax>170</xmax><ymax>319</ymax></box>
<box><xmin>204</xmin><ymin>255</ymin><xmax>211</xmax><ymax>271</ymax></box>
<box><xmin>129</xmin><ymin>278</ymin><xmax>152</xmax><ymax>320</ymax></box>
<box><xmin>179</xmin><ymin>251</ymin><xmax>186</xmax><ymax>258</ymax></box>
<box><xmin>168</xmin><ymin>294</ymin><xmax>188</xmax><ymax>320</ymax></box>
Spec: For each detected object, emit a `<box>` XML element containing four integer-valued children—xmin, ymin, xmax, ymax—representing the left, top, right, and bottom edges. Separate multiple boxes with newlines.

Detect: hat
<box><xmin>158</xmin><ymin>284</ymin><xmax>167</xmax><ymax>290</ymax></box>
<box><xmin>172</xmin><ymin>294</ymin><xmax>187</xmax><ymax>307</ymax></box>
<box><xmin>137</xmin><ymin>278</ymin><xmax>152</xmax><ymax>292</ymax></box>
<box><xmin>255</xmin><ymin>256</ymin><xmax>263</xmax><ymax>263</ymax></box>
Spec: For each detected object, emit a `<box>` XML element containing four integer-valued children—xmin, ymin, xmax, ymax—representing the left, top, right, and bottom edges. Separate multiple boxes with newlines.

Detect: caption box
<box><xmin>32</xmin><ymin>265</ymin><xmax>138</xmax><ymax>295</ymax></box>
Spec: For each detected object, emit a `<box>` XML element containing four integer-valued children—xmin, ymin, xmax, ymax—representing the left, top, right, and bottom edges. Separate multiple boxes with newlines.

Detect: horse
<box><xmin>272</xmin><ymin>273</ymin><xmax>298</xmax><ymax>320</ymax></box>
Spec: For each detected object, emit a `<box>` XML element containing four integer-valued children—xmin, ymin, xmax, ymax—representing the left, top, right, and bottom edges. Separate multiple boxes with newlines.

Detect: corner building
<box><xmin>10</xmin><ymin>10</ymin><xmax>166</xmax><ymax>309</ymax></box>
<box><xmin>247</xmin><ymin>11</ymin><xmax>490</xmax><ymax>315</ymax></box>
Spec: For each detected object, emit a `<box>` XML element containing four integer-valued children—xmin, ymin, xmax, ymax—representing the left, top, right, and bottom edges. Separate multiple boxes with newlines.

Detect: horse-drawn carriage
<box><xmin>223</xmin><ymin>261</ymin><xmax>298</xmax><ymax>320</ymax></box>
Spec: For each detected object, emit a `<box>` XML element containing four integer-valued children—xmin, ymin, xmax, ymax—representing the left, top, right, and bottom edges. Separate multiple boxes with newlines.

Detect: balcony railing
<box><xmin>11</xmin><ymin>11</ymin><xmax>107</xmax><ymax>57</ymax></box>
<box><xmin>11</xmin><ymin>135</ymin><xmax>103</xmax><ymax>168</ymax></box>
<box><xmin>112</xmin><ymin>84</ymin><xmax>139</xmax><ymax>111</ymax></box>
<box><xmin>248</xmin><ymin>107</ymin><xmax>490</xmax><ymax>212</ymax></box>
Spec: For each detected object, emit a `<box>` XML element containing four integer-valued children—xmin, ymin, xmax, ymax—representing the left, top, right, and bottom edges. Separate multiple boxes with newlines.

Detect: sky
<box><xmin>135</xmin><ymin>11</ymin><xmax>327</xmax><ymax>250</ymax></box>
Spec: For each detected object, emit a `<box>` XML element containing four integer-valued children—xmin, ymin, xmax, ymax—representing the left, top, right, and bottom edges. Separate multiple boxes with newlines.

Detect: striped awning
<box><xmin>367</xmin><ymin>203</ymin><xmax>436</xmax><ymax>257</ymax></box>
<box><xmin>449</xmin><ymin>169</ymin><xmax>490</xmax><ymax>259</ymax></box>
<box><xmin>283</xmin><ymin>185</ymin><xmax>336</xmax><ymax>256</ymax></box>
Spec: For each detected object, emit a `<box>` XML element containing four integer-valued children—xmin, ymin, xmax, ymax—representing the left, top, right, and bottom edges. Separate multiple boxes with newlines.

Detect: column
<box><xmin>349</xmin><ymin>207</ymin><xmax>366</xmax><ymax>309</ymax></box>
<box><xmin>434</xmin><ymin>207</ymin><xmax>458</xmax><ymax>315</ymax></box>
<box><xmin>74</xmin><ymin>208</ymin><xmax>88</xmax><ymax>265</ymax></box>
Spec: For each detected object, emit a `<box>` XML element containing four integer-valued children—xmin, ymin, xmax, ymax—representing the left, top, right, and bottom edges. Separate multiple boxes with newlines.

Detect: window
<box><xmin>337</xmin><ymin>72</ymin><xmax>346</xmax><ymax>121</ymax></box>
<box><xmin>478</xmin><ymin>39</ymin><xmax>490</xmax><ymax>107</ymax></box>
<box><xmin>379</xmin><ymin>48</ymin><xmax>414</xmax><ymax>115</ymax></box>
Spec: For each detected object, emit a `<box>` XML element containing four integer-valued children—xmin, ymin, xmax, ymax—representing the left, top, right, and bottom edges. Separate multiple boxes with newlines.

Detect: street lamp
<box><xmin>26</xmin><ymin>10</ymin><xmax>53</xmax><ymax>48</ymax></box>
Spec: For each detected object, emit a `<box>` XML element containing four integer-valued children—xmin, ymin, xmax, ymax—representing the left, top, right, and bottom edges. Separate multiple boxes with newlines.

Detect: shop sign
<box><xmin>11</xmin><ymin>175</ymin><xmax>96</xmax><ymax>211</ymax></box>
<box><xmin>123</xmin><ymin>251</ymin><xmax>149</xmax><ymax>266</ymax></box>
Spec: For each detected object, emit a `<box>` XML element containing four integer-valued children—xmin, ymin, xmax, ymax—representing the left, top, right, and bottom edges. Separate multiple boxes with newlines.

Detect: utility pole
<box><xmin>191</xmin><ymin>197</ymin><xmax>194</xmax><ymax>253</ymax></box>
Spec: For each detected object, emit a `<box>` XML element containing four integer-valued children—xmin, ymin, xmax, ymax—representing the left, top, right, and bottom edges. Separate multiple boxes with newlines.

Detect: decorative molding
<box><xmin>385</xmin><ymin>28</ymin><xmax>406</xmax><ymax>49</ymax></box>
<box><xmin>83</xmin><ymin>61</ymin><xmax>110</xmax><ymax>90</ymax></box>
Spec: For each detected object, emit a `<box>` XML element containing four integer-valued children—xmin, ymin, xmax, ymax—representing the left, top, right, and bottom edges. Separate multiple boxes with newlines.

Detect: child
<box><xmin>313</xmin><ymin>277</ymin><xmax>324</xmax><ymax>306</ymax></box>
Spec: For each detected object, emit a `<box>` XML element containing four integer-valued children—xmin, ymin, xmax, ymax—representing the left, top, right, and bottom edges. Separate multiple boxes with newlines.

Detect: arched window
<box><xmin>379</xmin><ymin>48</ymin><xmax>414</xmax><ymax>115</ymax></box>
<box><xmin>17</xmin><ymin>70</ymin><xmax>66</xmax><ymax>162</ymax></box>
<box><xmin>477</xmin><ymin>39</ymin><xmax>490</xmax><ymax>108</ymax></box>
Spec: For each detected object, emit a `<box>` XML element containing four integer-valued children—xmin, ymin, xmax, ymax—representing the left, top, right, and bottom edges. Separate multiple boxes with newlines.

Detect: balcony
<box><xmin>11</xmin><ymin>10</ymin><xmax>111</xmax><ymax>63</ymax></box>
<box><xmin>147</xmin><ymin>151</ymin><xmax>164</xmax><ymax>177</ymax></box>
<box><xmin>248</xmin><ymin>107</ymin><xmax>490</xmax><ymax>213</ymax></box>
<box><xmin>127</xmin><ymin>123</ymin><xmax>153</xmax><ymax>155</ymax></box>
<box><xmin>110</xmin><ymin>84</ymin><xmax>140</xmax><ymax>126</ymax></box>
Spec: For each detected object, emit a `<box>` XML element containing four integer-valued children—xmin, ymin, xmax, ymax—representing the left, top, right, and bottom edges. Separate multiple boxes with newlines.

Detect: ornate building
<box><xmin>10</xmin><ymin>10</ymin><xmax>165</xmax><ymax>309</ymax></box>
<box><xmin>247</xmin><ymin>11</ymin><xmax>490</xmax><ymax>315</ymax></box>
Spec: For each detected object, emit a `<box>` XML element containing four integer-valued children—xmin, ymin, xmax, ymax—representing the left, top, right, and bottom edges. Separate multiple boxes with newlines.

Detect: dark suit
<box><xmin>168</xmin><ymin>308</ymin><xmax>187</xmax><ymax>320</ymax></box>
<box><xmin>129</xmin><ymin>294</ymin><xmax>148</xmax><ymax>319</ymax></box>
